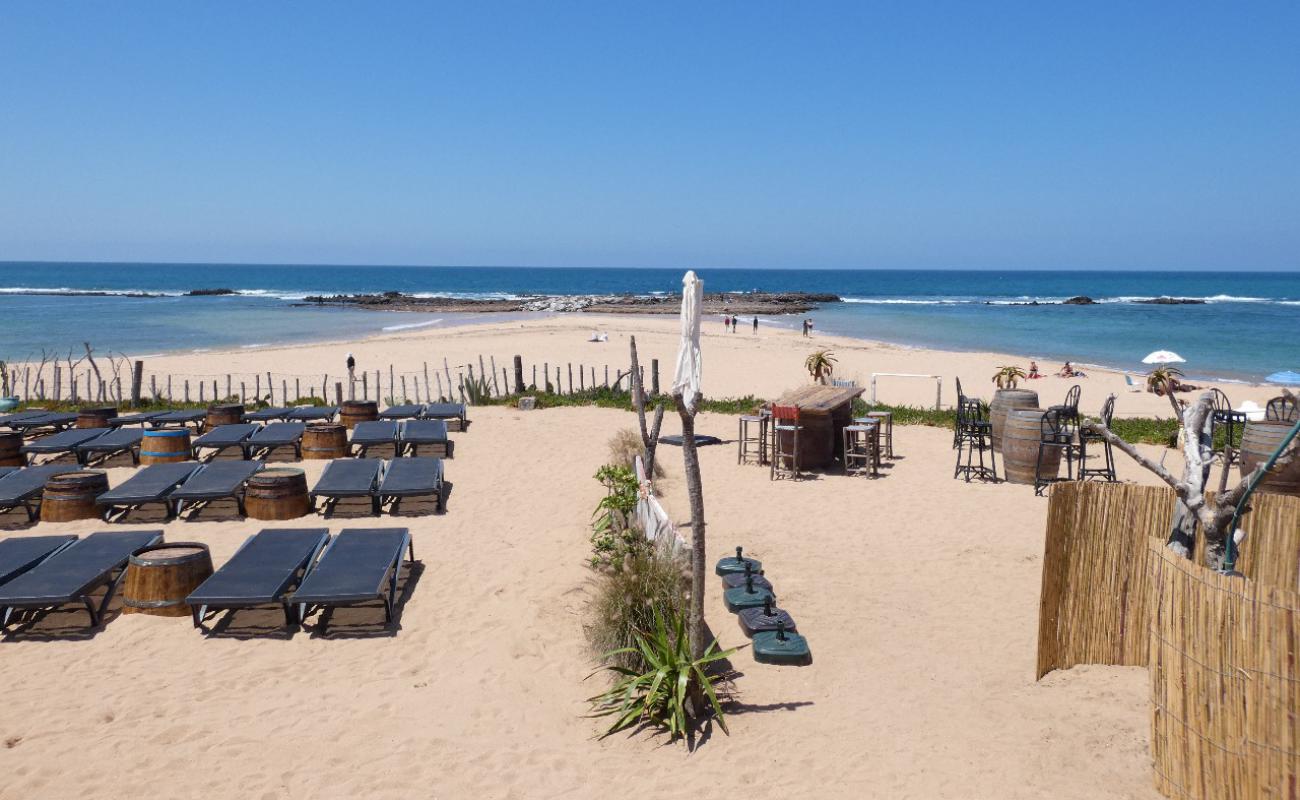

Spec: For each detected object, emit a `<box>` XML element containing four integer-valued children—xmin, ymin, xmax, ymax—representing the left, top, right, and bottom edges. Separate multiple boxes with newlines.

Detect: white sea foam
<box><xmin>841</xmin><ymin>297</ymin><xmax>961</xmax><ymax>305</ymax></box>
<box><xmin>0</xmin><ymin>286</ymin><xmax>184</xmax><ymax>297</ymax></box>
<box><xmin>240</xmin><ymin>343</ymin><xmax>267</xmax><ymax>349</ymax></box>
<box><xmin>382</xmin><ymin>319</ymin><xmax>444</xmax><ymax>332</ymax></box>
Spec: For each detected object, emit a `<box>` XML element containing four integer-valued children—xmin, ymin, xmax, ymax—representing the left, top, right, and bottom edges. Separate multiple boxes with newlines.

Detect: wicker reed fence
<box><xmin>1037</xmin><ymin>481</ymin><xmax>1300</xmax><ymax>799</ymax></box>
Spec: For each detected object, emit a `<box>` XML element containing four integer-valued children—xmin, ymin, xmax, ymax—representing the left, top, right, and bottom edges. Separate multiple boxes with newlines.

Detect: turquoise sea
<box><xmin>1</xmin><ymin>262</ymin><xmax>1297</xmax><ymax>382</ymax></box>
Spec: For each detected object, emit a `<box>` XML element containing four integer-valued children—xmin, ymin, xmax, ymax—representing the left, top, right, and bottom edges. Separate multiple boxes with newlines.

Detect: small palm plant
<box><xmin>1146</xmin><ymin>366</ymin><xmax>1184</xmax><ymax>394</ymax></box>
<box><xmin>991</xmin><ymin>365</ymin><xmax>1026</xmax><ymax>389</ymax></box>
<box><xmin>588</xmin><ymin>609</ymin><xmax>737</xmax><ymax>746</ymax></box>
<box><xmin>805</xmin><ymin>350</ymin><xmax>837</xmax><ymax>384</ymax></box>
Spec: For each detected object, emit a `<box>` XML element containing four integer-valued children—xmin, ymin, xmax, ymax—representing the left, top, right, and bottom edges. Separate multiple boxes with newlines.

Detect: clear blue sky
<box><xmin>1</xmin><ymin>2</ymin><xmax>1297</xmax><ymax>270</ymax></box>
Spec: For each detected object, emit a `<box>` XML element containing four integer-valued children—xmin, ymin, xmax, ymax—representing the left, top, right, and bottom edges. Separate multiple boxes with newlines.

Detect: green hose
<box><xmin>1223</xmin><ymin>417</ymin><xmax>1300</xmax><ymax>573</ymax></box>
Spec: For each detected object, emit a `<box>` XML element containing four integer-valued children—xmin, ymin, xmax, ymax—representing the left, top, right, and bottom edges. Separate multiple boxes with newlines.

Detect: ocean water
<box><xmin>1</xmin><ymin>262</ymin><xmax>1297</xmax><ymax>382</ymax></box>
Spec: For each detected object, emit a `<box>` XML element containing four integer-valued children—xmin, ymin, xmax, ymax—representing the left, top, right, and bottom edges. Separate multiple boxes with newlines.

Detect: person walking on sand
<box><xmin>752</xmin><ymin>316</ymin><xmax>758</xmax><ymax>334</ymax></box>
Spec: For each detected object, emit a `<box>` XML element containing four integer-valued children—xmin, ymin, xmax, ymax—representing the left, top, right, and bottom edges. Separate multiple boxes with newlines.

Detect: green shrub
<box><xmin>590</xmin><ymin>465</ymin><xmax>641</xmax><ymax>569</ymax></box>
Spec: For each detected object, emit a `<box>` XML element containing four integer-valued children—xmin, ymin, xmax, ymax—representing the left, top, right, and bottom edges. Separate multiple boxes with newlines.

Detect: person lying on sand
<box><xmin>1057</xmin><ymin>361</ymin><xmax>1088</xmax><ymax>378</ymax></box>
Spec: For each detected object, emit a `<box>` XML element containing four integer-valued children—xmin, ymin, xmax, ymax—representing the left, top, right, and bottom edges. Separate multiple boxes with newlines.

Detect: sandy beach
<box><xmin>3</xmin><ymin>313</ymin><xmax>1264</xmax><ymax>799</ymax></box>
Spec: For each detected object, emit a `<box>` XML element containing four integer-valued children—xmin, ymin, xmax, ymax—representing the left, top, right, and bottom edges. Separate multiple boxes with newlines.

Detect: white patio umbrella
<box><xmin>671</xmin><ymin>270</ymin><xmax>703</xmax><ymax>412</ymax></box>
<box><xmin>1142</xmin><ymin>350</ymin><xmax>1186</xmax><ymax>365</ymax></box>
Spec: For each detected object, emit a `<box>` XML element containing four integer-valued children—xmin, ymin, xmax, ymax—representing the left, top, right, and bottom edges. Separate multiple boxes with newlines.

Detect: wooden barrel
<box><xmin>122</xmin><ymin>543</ymin><xmax>214</xmax><ymax>617</ymax></box>
<box><xmin>775</xmin><ymin>412</ymin><xmax>833</xmax><ymax>470</ymax></box>
<box><xmin>245</xmin><ymin>468</ymin><xmax>311</xmax><ymax>520</ymax></box>
<box><xmin>302</xmin><ymin>423</ymin><xmax>347</xmax><ymax>460</ymax></box>
<box><xmin>990</xmin><ymin>389</ymin><xmax>1040</xmax><ymax>453</ymax></box>
<box><xmin>340</xmin><ymin>400</ymin><xmax>378</xmax><ymax>430</ymax></box>
<box><xmin>76</xmin><ymin>406</ymin><xmax>118</xmax><ymax>429</ymax></box>
<box><xmin>140</xmin><ymin>428</ymin><xmax>192</xmax><ymax>464</ymax></box>
<box><xmin>0</xmin><ymin>431</ymin><xmax>22</xmax><ymax>467</ymax></box>
<box><xmin>205</xmin><ymin>403</ymin><xmax>245</xmax><ymax>429</ymax></box>
<box><xmin>1001</xmin><ymin>408</ymin><xmax>1061</xmax><ymax>485</ymax></box>
<box><xmin>1239</xmin><ymin>421</ymin><xmax>1300</xmax><ymax>497</ymax></box>
<box><xmin>40</xmin><ymin>470</ymin><xmax>109</xmax><ymax>522</ymax></box>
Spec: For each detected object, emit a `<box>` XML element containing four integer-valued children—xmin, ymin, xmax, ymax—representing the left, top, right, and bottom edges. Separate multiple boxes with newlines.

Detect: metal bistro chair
<box><xmin>737</xmin><ymin>412</ymin><xmax>767</xmax><ymax>466</ymax></box>
<box><xmin>1267</xmin><ymin>395</ymin><xmax>1299</xmax><ymax>423</ymax></box>
<box><xmin>1078</xmin><ymin>394</ymin><xmax>1117</xmax><ymax>482</ymax></box>
<box><xmin>1035</xmin><ymin>408</ymin><xmax>1081</xmax><ymax>496</ymax></box>
<box><xmin>1208</xmin><ymin>388</ymin><xmax>1247</xmax><ymax>467</ymax></box>
<box><xmin>769</xmin><ymin>404</ymin><xmax>803</xmax><ymax>480</ymax></box>
<box><xmin>842</xmin><ymin>420</ymin><xmax>879</xmax><ymax>478</ymax></box>
<box><xmin>953</xmin><ymin>376</ymin><xmax>967</xmax><ymax>450</ymax></box>
<box><xmin>954</xmin><ymin>397</ymin><xmax>997</xmax><ymax>482</ymax></box>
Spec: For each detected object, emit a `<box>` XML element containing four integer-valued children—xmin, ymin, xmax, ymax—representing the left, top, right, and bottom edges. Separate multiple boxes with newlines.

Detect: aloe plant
<box><xmin>461</xmin><ymin>375</ymin><xmax>493</xmax><ymax>405</ymax></box>
<box><xmin>804</xmin><ymin>350</ymin><xmax>837</xmax><ymax>384</ymax></box>
<box><xmin>1146</xmin><ymin>366</ymin><xmax>1184</xmax><ymax>393</ymax></box>
<box><xmin>588</xmin><ymin>609</ymin><xmax>737</xmax><ymax>744</ymax></box>
<box><xmin>991</xmin><ymin>365</ymin><xmax>1026</xmax><ymax>389</ymax></box>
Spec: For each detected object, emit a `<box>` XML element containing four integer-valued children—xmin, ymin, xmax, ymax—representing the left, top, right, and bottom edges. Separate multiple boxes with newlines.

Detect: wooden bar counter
<box><xmin>775</xmin><ymin>384</ymin><xmax>866</xmax><ymax>469</ymax></box>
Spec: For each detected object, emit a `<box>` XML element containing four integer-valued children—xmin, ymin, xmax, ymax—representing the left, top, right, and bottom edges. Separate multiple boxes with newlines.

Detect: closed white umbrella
<box><xmin>1142</xmin><ymin>350</ymin><xmax>1186</xmax><ymax>365</ymax></box>
<box><xmin>671</xmin><ymin>270</ymin><xmax>703</xmax><ymax>411</ymax></box>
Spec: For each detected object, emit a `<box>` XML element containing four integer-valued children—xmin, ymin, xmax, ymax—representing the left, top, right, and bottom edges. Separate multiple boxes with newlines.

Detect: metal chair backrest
<box><xmin>1099</xmin><ymin>394</ymin><xmax>1116</xmax><ymax>427</ymax></box>
<box><xmin>1268</xmin><ymin>395</ymin><xmax>1299</xmax><ymax>422</ymax></box>
<box><xmin>957</xmin><ymin>397</ymin><xmax>984</xmax><ymax>430</ymax></box>
<box><xmin>955</xmin><ymin>376</ymin><xmax>965</xmax><ymax>402</ymax></box>
<box><xmin>1210</xmin><ymin>388</ymin><xmax>1232</xmax><ymax>413</ymax></box>
<box><xmin>1062</xmin><ymin>384</ymin><xmax>1081</xmax><ymax>414</ymax></box>
<box><xmin>771</xmin><ymin>404</ymin><xmax>800</xmax><ymax>424</ymax></box>
<box><xmin>1040</xmin><ymin>408</ymin><xmax>1075</xmax><ymax>443</ymax></box>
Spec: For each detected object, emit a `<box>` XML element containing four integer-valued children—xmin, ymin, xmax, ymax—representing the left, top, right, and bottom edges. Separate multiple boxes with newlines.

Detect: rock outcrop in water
<box><xmin>297</xmin><ymin>291</ymin><xmax>839</xmax><ymax>315</ymax></box>
<box><xmin>1134</xmin><ymin>296</ymin><xmax>1206</xmax><ymax>305</ymax></box>
<box><xmin>186</xmin><ymin>288</ymin><xmax>237</xmax><ymax>296</ymax></box>
<box><xmin>1063</xmin><ymin>295</ymin><xmax>1097</xmax><ymax>305</ymax></box>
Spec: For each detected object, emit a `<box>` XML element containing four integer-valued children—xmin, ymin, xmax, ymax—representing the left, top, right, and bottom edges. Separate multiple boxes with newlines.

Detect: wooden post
<box><xmin>478</xmin><ymin>355</ymin><xmax>488</xmax><ymax>394</ymax></box>
<box><xmin>579</xmin><ymin>365</ymin><xmax>585</xmax><ymax>391</ymax></box>
<box><xmin>226</xmin><ymin>374</ymin><xmax>231</xmax><ymax>401</ymax></box>
<box><xmin>443</xmin><ymin>358</ymin><xmax>453</xmax><ymax>398</ymax></box>
<box><xmin>556</xmin><ymin>366</ymin><xmax>561</xmax><ymax>395</ymax></box>
<box><xmin>168</xmin><ymin>375</ymin><xmax>173</xmax><ymax>401</ymax></box>
<box><xmin>376</xmin><ymin>370</ymin><xmax>381</xmax><ymax>402</ymax></box>
<box><xmin>255</xmin><ymin>374</ymin><xmax>260</xmax><ymax>402</ymax></box>
<box><xmin>361</xmin><ymin>372</ymin><xmax>368</xmax><ymax>401</ymax></box>
<box><xmin>72</xmin><ymin>375</ymin><xmax>79</xmax><ymax>402</ymax></box>
<box><xmin>651</xmin><ymin>359</ymin><xmax>660</xmax><ymax>395</ymax></box>
<box><xmin>513</xmin><ymin>356</ymin><xmax>524</xmax><ymax>394</ymax></box>
<box><xmin>53</xmin><ymin>366</ymin><xmax>61</xmax><ymax>401</ymax></box>
<box><xmin>567</xmin><ymin>363</ymin><xmax>573</xmax><ymax>394</ymax></box>
<box><xmin>335</xmin><ymin>381</ymin><xmax>343</xmax><ymax>405</ymax></box>
<box><xmin>532</xmin><ymin>365</ymin><xmax>537</xmax><ymax>389</ymax></box>
<box><xmin>184</xmin><ymin>380</ymin><xmax>190</xmax><ymax>403</ymax></box>
<box><xmin>389</xmin><ymin>365</ymin><xmax>395</xmax><ymax>403</ymax></box>
<box><xmin>282</xmin><ymin>380</ymin><xmax>288</xmax><ymax>405</ymax></box>
<box><xmin>591</xmin><ymin>366</ymin><xmax>596</xmax><ymax>389</ymax></box>
<box><xmin>401</xmin><ymin>375</ymin><xmax>408</xmax><ymax>403</ymax></box>
<box><xmin>604</xmin><ymin>365</ymin><xmax>609</xmax><ymax>388</ymax></box>
<box><xmin>150</xmin><ymin>375</ymin><xmax>157</xmax><ymax>400</ymax></box>
<box><xmin>544</xmin><ymin>362</ymin><xmax>550</xmax><ymax>391</ymax></box>
<box><xmin>199</xmin><ymin>382</ymin><xmax>205</xmax><ymax>403</ymax></box>
<box><xmin>295</xmin><ymin>378</ymin><xmax>301</xmax><ymax>402</ymax></box>
<box><xmin>435</xmin><ymin>372</ymin><xmax>443</xmax><ymax>401</ymax></box>
<box><xmin>489</xmin><ymin>355</ymin><xmax>500</xmax><ymax>396</ymax></box>
<box><xmin>240</xmin><ymin>381</ymin><xmax>246</xmax><ymax>403</ymax></box>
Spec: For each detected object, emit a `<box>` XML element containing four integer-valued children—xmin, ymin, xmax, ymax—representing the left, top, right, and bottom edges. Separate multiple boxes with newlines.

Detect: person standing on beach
<box><xmin>723</xmin><ymin>315</ymin><xmax>730</xmax><ymax>332</ymax></box>
<box><xmin>752</xmin><ymin>316</ymin><xmax>758</xmax><ymax>334</ymax></box>
<box><xmin>801</xmin><ymin>319</ymin><xmax>808</xmax><ymax>337</ymax></box>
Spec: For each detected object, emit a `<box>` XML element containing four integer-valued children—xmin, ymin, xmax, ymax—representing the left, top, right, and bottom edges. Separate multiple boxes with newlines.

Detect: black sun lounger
<box><xmin>108</xmin><ymin>411</ymin><xmax>167</xmax><ymax>427</ymax></box>
<box><xmin>0</xmin><ymin>535</ymin><xmax>78</xmax><ymax>587</ymax></box>
<box><xmin>0</xmin><ymin>530</ymin><xmax>163</xmax><ymax>629</ymax></box>
<box><xmin>377</xmin><ymin>457</ymin><xmax>444</xmax><ymax>512</ymax></box>
<box><xmin>379</xmin><ymin>404</ymin><xmax>425</xmax><ymax>420</ymax></box>
<box><xmin>170</xmin><ymin>460</ymin><xmax>264</xmax><ymax>517</ymax></box>
<box><xmin>285</xmin><ymin>405</ymin><xmax>339</xmax><ymax>422</ymax></box>
<box><xmin>150</xmin><ymin>409</ymin><xmax>207</xmax><ymax>430</ymax></box>
<box><xmin>242</xmin><ymin>422</ymin><xmax>305</xmax><ymax>460</ymax></box>
<box><xmin>8</xmin><ymin>412</ymin><xmax>78</xmax><ymax>433</ymax></box>
<box><xmin>96</xmin><ymin>462</ymin><xmax>201</xmax><ymax>521</ymax></box>
<box><xmin>242</xmin><ymin>406</ymin><xmax>291</xmax><ymax>422</ymax></box>
<box><xmin>193</xmin><ymin>423</ymin><xmax>260</xmax><ymax>460</ymax></box>
<box><xmin>398</xmin><ymin>419</ymin><xmax>452</xmax><ymax>458</ymax></box>
<box><xmin>293</xmin><ymin>528</ymin><xmax>414</xmax><ymax>628</ymax></box>
<box><xmin>186</xmin><ymin>528</ymin><xmax>330</xmax><ymax>628</ymax></box>
<box><xmin>0</xmin><ymin>410</ymin><xmax>51</xmax><ymax>430</ymax></box>
<box><xmin>0</xmin><ymin>464</ymin><xmax>85</xmax><ymax>521</ymax></box>
<box><xmin>349</xmin><ymin>420</ymin><xmax>398</xmax><ymax>457</ymax></box>
<box><xmin>74</xmin><ymin>427</ymin><xmax>143</xmax><ymax>466</ymax></box>
<box><xmin>19</xmin><ymin>428</ymin><xmax>106</xmax><ymax>464</ymax></box>
<box><xmin>310</xmin><ymin>459</ymin><xmax>383</xmax><ymax>515</ymax></box>
<box><xmin>421</xmin><ymin>402</ymin><xmax>467</xmax><ymax>431</ymax></box>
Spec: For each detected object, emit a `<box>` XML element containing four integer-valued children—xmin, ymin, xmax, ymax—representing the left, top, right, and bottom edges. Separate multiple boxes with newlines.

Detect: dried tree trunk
<box><xmin>629</xmin><ymin>337</ymin><xmax>664</xmax><ymax>477</ymax></box>
<box><xmin>674</xmin><ymin>392</ymin><xmax>707</xmax><ymax>662</ymax></box>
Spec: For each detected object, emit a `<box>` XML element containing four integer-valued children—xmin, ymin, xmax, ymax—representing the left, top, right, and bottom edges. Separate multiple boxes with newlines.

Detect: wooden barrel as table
<box><xmin>1240</xmin><ymin>420</ymin><xmax>1300</xmax><ymax>497</ymax></box>
<box><xmin>140</xmin><ymin>428</ymin><xmax>192</xmax><ymax>464</ymax></box>
<box><xmin>989</xmin><ymin>389</ymin><xmax>1039</xmax><ymax>453</ymax></box>
<box><xmin>206</xmin><ymin>403</ymin><xmax>245</xmax><ymax>429</ymax></box>
<box><xmin>245</xmin><ymin>468</ymin><xmax>311</xmax><ymax>520</ymax></box>
<box><xmin>77</xmin><ymin>406</ymin><xmax>118</xmax><ymax>429</ymax></box>
<box><xmin>1001</xmin><ymin>408</ymin><xmax>1060</xmax><ymax>485</ymax></box>
<box><xmin>0</xmin><ymin>431</ymin><xmax>22</xmax><ymax>467</ymax></box>
<box><xmin>122</xmin><ymin>543</ymin><xmax>214</xmax><ymax>617</ymax></box>
<box><xmin>41</xmin><ymin>470</ymin><xmax>109</xmax><ymax>522</ymax></box>
<box><xmin>302</xmin><ymin>423</ymin><xmax>347</xmax><ymax>459</ymax></box>
<box><xmin>340</xmin><ymin>400</ymin><xmax>378</xmax><ymax>430</ymax></box>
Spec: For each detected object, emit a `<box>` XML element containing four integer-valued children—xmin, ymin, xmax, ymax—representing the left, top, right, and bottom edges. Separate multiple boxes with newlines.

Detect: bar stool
<box><xmin>737</xmin><ymin>414</ymin><xmax>766</xmax><ymax>465</ymax></box>
<box><xmin>863</xmin><ymin>411</ymin><xmax>893</xmax><ymax>458</ymax></box>
<box><xmin>769</xmin><ymin>404</ymin><xmax>802</xmax><ymax>480</ymax></box>
<box><xmin>843</xmin><ymin>423</ymin><xmax>879</xmax><ymax>477</ymax></box>
<box><xmin>954</xmin><ymin>397</ymin><xmax>997</xmax><ymax>482</ymax></box>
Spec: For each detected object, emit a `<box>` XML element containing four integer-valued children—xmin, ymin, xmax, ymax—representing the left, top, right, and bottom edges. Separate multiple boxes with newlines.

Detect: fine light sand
<box><xmin>0</xmin><ymin>313</ymin><xmax>1242</xmax><ymax>799</ymax></box>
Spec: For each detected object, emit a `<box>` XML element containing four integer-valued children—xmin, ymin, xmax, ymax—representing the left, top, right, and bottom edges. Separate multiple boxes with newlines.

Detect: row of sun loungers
<box><xmin>0</xmin><ymin>527</ymin><xmax>413</xmax><ymax>632</ymax></box>
<box><xmin>0</xmin><ymin>457</ymin><xmax>445</xmax><ymax>522</ymax></box>
<box><xmin>13</xmin><ymin>418</ymin><xmax>454</xmax><ymax>468</ymax></box>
